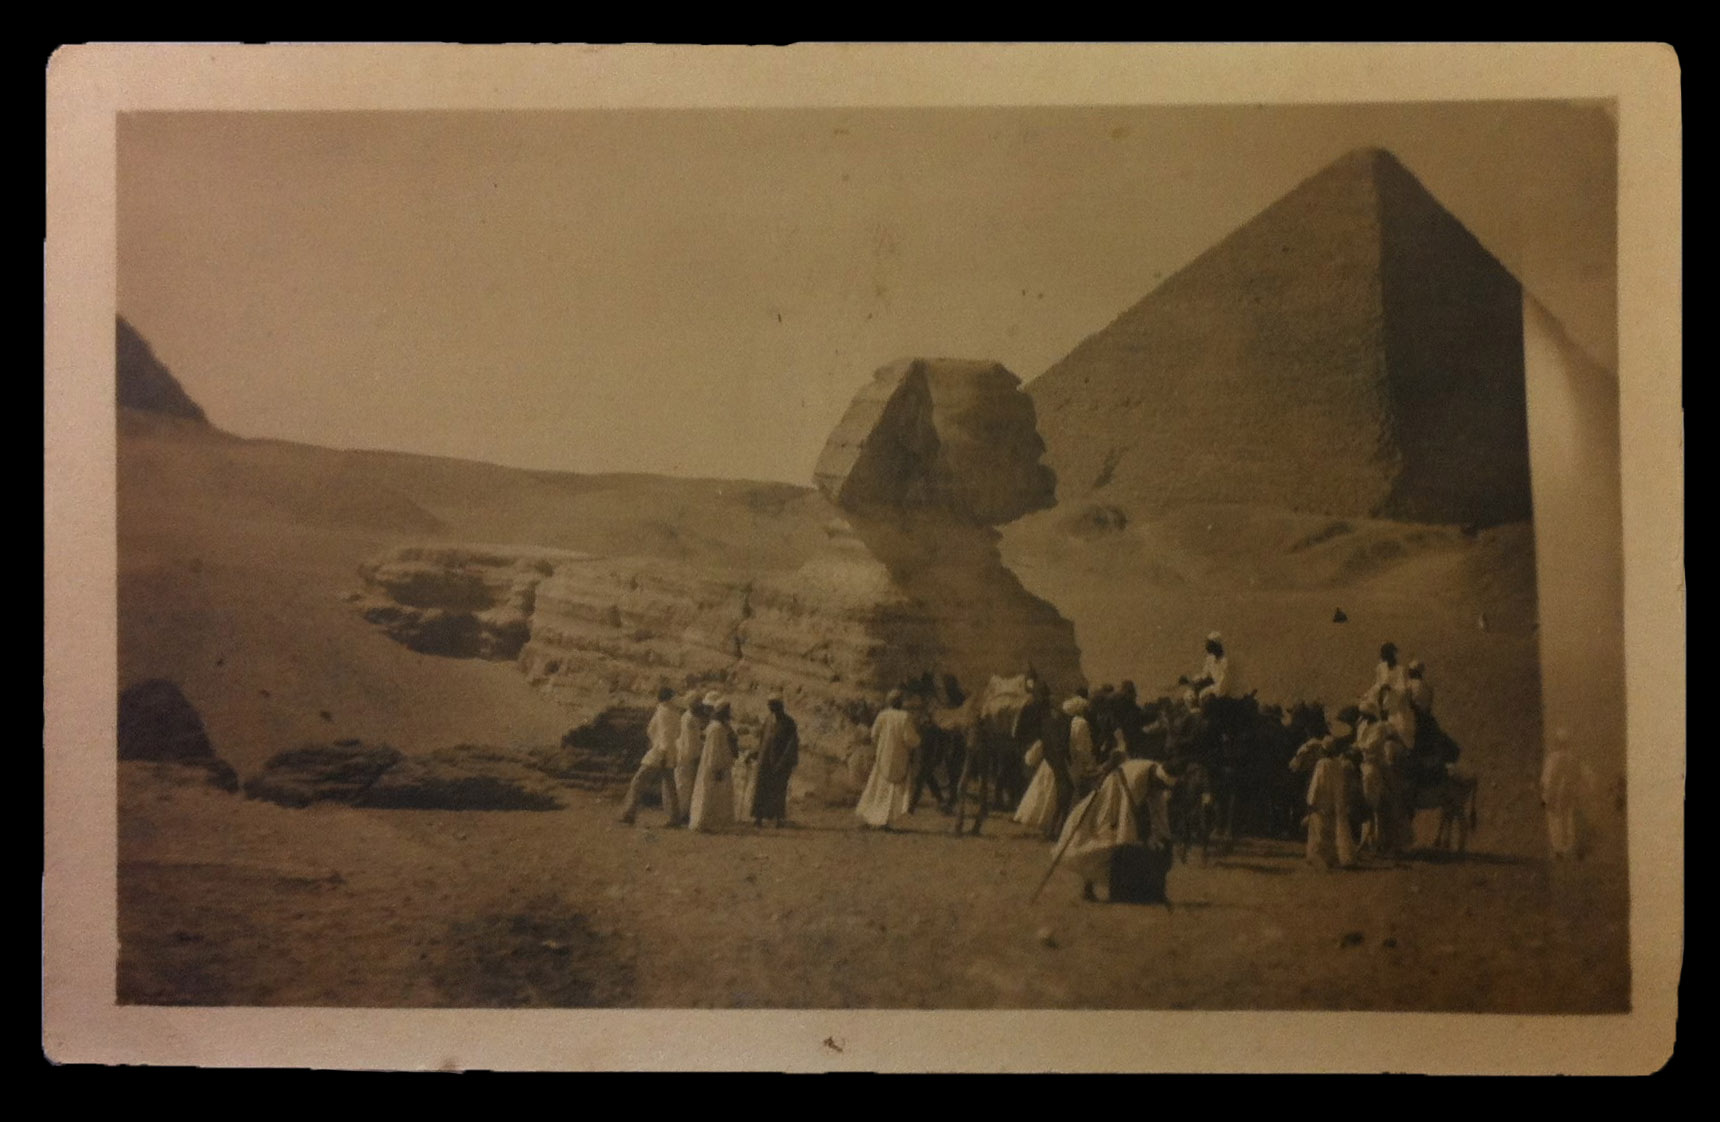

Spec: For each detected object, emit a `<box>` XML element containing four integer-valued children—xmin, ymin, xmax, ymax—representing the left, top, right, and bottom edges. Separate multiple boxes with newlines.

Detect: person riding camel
<box><xmin>1367</xmin><ymin>642</ymin><xmax>1408</xmax><ymax>714</ymax></box>
<box><xmin>1397</xmin><ymin>659</ymin><xmax>1433</xmax><ymax>748</ymax></box>
<box><xmin>1192</xmin><ymin>632</ymin><xmax>1230</xmax><ymax>702</ymax></box>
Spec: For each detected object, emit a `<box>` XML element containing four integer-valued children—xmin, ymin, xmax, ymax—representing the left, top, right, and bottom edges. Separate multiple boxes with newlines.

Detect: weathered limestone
<box><xmin>815</xmin><ymin>358</ymin><xmax>1056</xmax><ymax>525</ymax></box>
<box><xmin>351</xmin><ymin>356</ymin><xmax>1085</xmax><ymax>724</ymax></box>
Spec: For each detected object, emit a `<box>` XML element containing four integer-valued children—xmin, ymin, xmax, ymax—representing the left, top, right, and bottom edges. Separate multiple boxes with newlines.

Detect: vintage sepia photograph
<box><xmin>45</xmin><ymin>44</ymin><xmax>1682</xmax><ymax>1072</ymax></box>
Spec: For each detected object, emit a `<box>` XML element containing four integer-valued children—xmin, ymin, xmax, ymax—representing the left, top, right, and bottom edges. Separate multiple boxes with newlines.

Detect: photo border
<box><xmin>45</xmin><ymin>42</ymin><xmax>1683</xmax><ymax>1073</ymax></box>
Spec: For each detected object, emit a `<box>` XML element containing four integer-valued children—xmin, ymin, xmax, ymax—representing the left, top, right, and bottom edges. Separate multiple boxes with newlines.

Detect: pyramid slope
<box><xmin>1030</xmin><ymin>148</ymin><xmax>1527</xmax><ymax>527</ymax></box>
<box><xmin>117</xmin><ymin>316</ymin><xmax>208</xmax><ymax>424</ymax></box>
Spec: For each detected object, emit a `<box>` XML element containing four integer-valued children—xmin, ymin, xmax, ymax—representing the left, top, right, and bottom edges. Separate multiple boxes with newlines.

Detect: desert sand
<box><xmin>115</xmin><ymin>406</ymin><xmax>1629</xmax><ymax>1012</ymax></box>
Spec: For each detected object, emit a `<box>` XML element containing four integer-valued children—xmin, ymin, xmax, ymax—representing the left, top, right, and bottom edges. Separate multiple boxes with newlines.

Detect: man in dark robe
<box><xmin>749</xmin><ymin>693</ymin><xmax>800</xmax><ymax>827</ymax></box>
<box><xmin>1003</xmin><ymin>677</ymin><xmax>1051</xmax><ymax>811</ymax></box>
<box><xmin>1166</xmin><ymin>693</ymin><xmax>1208</xmax><ymax>773</ymax></box>
<box><xmin>1089</xmin><ymin>684</ymin><xmax>1118</xmax><ymax>758</ymax></box>
<box><xmin>1113</xmin><ymin>681</ymin><xmax>1145</xmax><ymax>756</ymax></box>
<box><xmin>1038</xmin><ymin>697</ymin><xmax>1077</xmax><ymax>840</ymax></box>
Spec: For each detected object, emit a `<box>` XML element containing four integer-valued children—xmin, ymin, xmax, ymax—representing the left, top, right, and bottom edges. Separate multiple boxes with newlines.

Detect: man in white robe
<box><xmin>1054</xmin><ymin>754</ymin><xmax>1175</xmax><ymax>900</ymax></box>
<box><xmin>857</xmin><ymin>689</ymin><xmax>920</xmax><ymax>830</ymax></box>
<box><xmin>1367</xmin><ymin>642</ymin><xmax>1408</xmax><ymax>713</ymax></box>
<box><xmin>689</xmin><ymin>699</ymin><xmax>738</xmax><ymax>833</ymax></box>
<box><xmin>619</xmin><ymin>685</ymin><xmax>681</xmax><ymax>826</ymax></box>
<box><xmin>1194</xmin><ymin>632</ymin><xmax>1231</xmax><ymax>702</ymax></box>
<box><xmin>1304</xmin><ymin>736</ymin><xmax>1358</xmax><ymax>869</ymax></box>
<box><xmin>1065</xmin><ymin>696</ymin><xmax>1099</xmax><ymax>796</ymax></box>
<box><xmin>1541</xmin><ymin>727</ymin><xmax>1591</xmax><ymax>860</ymax></box>
<box><xmin>672</xmin><ymin>691</ymin><xmax>716</xmax><ymax>827</ymax></box>
<box><xmin>1353</xmin><ymin>703</ymin><xmax>1410</xmax><ymax>855</ymax></box>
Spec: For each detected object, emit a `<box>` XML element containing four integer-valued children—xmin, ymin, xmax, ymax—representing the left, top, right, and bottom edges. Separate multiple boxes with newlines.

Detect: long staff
<box><xmin>1029</xmin><ymin>763</ymin><xmax>1125</xmax><ymax>903</ymax></box>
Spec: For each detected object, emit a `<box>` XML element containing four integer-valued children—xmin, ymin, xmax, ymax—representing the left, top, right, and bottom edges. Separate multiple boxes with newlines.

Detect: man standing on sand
<box><xmin>1007</xmin><ymin>676</ymin><xmax>1051</xmax><ymax>810</ymax></box>
<box><xmin>1037</xmin><ymin>692</ymin><xmax>1077</xmax><ymax>839</ymax></box>
<box><xmin>1304</xmin><ymin>733</ymin><xmax>1358</xmax><ymax>870</ymax></box>
<box><xmin>750</xmin><ymin>693</ymin><xmax>800</xmax><ymax>828</ymax></box>
<box><xmin>857</xmin><ymin>689</ymin><xmax>920</xmax><ymax>831</ymax></box>
<box><xmin>672</xmin><ymin>691</ymin><xmax>716</xmax><ymax>827</ymax></box>
<box><xmin>1067</xmin><ymin>695</ymin><xmax>1100</xmax><ymax>798</ymax></box>
<box><xmin>1353</xmin><ymin>700</ymin><xmax>1406</xmax><ymax>855</ymax></box>
<box><xmin>1113</xmin><ymin>680</ymin><xmax>1145</xmax><ymax>757</ymax></box>
<box><xmin>689</xmin><ymin>698</ymin><xmax>738</xmax><ymax>833</ymax></box>
<box><xmin>618</xmin><ymin>685</ymin><xmax>681</xmax><ymax>826</ymax></box>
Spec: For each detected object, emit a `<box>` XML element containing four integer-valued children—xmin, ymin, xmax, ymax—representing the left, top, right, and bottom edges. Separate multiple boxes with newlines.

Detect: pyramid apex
<box><xmin>1334</xmin><ymin>145</ymin><xmax>1410</xmax><ymax>174</ymax></box>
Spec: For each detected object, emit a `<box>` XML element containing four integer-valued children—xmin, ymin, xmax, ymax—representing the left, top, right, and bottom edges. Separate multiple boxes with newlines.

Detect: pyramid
<box><xmin>1029</xmin><ymin>148</ymin><xmax>1530</xmax><ymax>526</ymax></box>
<box><xmin>117</xmin><ymin>316</ymin><xmax>208</xmax><ymax>424</ymax></box>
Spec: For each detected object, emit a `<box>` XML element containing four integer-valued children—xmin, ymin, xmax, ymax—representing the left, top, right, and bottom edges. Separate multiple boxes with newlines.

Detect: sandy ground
<box><xmin>108</xmin><ymin>417</ymin><xmax>1632</xmax><ymax>1013</ymax></box>
<box><xmin>119</xmin><ymin>764</ymin><xmax>1628</xmax><ymax>1012</ymax></box>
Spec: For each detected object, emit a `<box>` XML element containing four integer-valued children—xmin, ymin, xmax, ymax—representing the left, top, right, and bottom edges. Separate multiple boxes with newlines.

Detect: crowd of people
<box><xmin>853</xmin><ymin>633</ymin><xmax>1477</xmax><ymax>878</ymax></box>
<box><xmin>616</xmin><ymin>629</ymin><xmax>1588</xmax><ymax>873</ymax></box>
<box><xmin>617</xmin><ymin>686</ymin><xmax>801</xmax><ymax>832</ymax></box>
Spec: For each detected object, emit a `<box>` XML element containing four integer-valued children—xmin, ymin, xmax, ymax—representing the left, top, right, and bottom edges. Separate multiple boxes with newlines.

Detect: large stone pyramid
<box><xmin>117</xmin><ymin>316</ymin><xmax>208</xmax><ymax>424</ymax></box>
<box><xmin>1030</xmin><ymin>147</ymin><xmax>1530</xmax><ymax>527</ymax></box>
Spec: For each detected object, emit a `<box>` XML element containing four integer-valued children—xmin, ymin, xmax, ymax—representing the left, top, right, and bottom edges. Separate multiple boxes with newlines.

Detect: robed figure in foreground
<box><xmin>750</xmin><ymin>694</ymin><xmax>800</xmax><ymax>827</ymax></box>
<box><xmin>1052</xmin><ymin>753</ymin><xmax>1175</xmax><ymax>904</ymax></box>
<box><xmin>857</xmin><ymin>690</ymin><xmax>920</xmax><ymax>830</ymax></box>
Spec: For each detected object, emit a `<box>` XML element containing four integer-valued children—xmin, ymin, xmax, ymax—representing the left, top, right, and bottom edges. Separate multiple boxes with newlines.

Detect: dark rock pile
<box><xmin>242</xmin><ymin>739</ymin><xmax>567</xmax><ymax>811</ymax></box>
<box><xmin>242</xmin><ymin>740</ymin><xmax>403</xmax><ymax>807</ymax></box>
<box><xmin>532</xmin><ymin>706</ymin><xmax>654</xmax><ymax>792</ymax></box>
<box><xmin>117</xmin><ymin>678</ymin><xmax>238</xmax><ymax>792</ymax></box>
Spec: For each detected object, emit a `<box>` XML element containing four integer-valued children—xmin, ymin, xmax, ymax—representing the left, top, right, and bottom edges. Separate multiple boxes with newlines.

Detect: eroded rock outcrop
<box><xmin>350</xmin><ymin>357</ymin><xmax>1083</xmax><ymax>769</ymax></box>
<box><xmin>809</xmin><ymin>358</ymin><xmax>1082</xmax><ymax>695</ymax></box>
<box><xmin>815</xmin><ymin>358</ymin><xmax>1056</xmax><ymax>524</ymax></box>
<box><xmin>355</xmin><ymin>546</ymin><xmax>561</xmax><ymax>660</ymax></box>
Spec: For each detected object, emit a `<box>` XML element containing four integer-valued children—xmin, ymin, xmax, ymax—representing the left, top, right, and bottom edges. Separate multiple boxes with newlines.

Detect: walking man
<box><xmin>689</xmin><ymin>698</ymin><xmax>738</xmax><ymax>833</ymax></box>
<box><xmin>857</xmin><ymin>689</ymin><xmax>920</xmax><ymax>831</ymax></box>
<box><xmin>618</xmin><ymin>685</ymin><xmax>681</xmax><ymax>826</ymax></box>
<box><xmin>750</xmin><ymin>693</ymin><xmax>800</xmax><ymax>828</ymax></box>
<box><xmin>672</xmin><ymin>691</ymin><xmax>715</xmax><ymax>827</ymax></box>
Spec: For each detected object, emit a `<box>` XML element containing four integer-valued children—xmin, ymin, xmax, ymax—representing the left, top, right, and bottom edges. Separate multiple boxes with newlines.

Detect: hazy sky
<box><xmin>118</xmin><ymin>102</ymin><xmax>1615</xmax><ymax>486</ymax></box>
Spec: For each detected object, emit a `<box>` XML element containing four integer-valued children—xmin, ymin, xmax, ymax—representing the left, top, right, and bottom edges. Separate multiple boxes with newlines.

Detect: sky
<box><xmin>117</xmin><ymin>101</ymin><xmax>1616</xmax><ymax>486</ymax></box>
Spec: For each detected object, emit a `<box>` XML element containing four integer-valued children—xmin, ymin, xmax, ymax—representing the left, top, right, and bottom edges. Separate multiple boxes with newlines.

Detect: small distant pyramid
<box><xmin>117</xmin><ymin>316</ymin><xmax>207</xmax><ymax>423</ymax></box>
<box><xmin>1030</xmin><ymin>147</ymin><xmax>1530</xmax><ymax>527</ymax></box>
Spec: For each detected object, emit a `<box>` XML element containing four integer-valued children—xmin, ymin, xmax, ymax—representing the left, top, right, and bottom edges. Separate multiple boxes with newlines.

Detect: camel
<box><xmin>950</xmin><ymin>674</ymin><xmax>1038</xmax><ymax>837</ymax></box>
